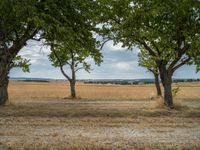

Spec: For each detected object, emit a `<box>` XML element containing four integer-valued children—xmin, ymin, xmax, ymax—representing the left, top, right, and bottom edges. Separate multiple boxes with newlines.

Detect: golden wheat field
<box><xmin>0</xmin><ymin>81</ymin><xmax>200</xmax><ymax>150</ymax></box>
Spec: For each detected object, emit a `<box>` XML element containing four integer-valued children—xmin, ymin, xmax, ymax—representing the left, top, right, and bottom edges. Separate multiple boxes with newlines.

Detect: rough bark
<box><xmin>70</xmin><ymin>55</ymin><xmax>76</xmax><ymax>98</ymax></box>
<box><xmin>0</xmin><ymin>49</ymin><xmax>21</xmax><ymax>106</ymax></box>
<box><xmin>0</xmin><ymin>73</ymin><xmax>9</xmax><ymax>106</ymax></box>
<box><xmin>154</xmin><ymin>73</ymin><xmax>162</xmax><ymax>96</ymax></box>
<box><xmin>0</xmin><ymin>33</ymin><xmax>9</xmax><ymax>105</ymax></box>
<box><xmin>159</xmin><ymin>68</ymin><xmax>174</xmax><ymax>108</ymax></box>
<box><xmin>69</xmin><ymin>80</ymin><xmax>76</xmax><ymax>98</ymax></box>
<box><xmin>0</xmin><ymin>51</ymin><xmax>16</xmax><ymax>106</ymax></box>
<box><xmin>163</xmin><ymin>74</ymin><xmax>173</xmax><ymax>108</ymax></box>
<box><xmin>0</xmin><ymin>54</ymin><xmax>9</xmax><ymax>105</ymax></box>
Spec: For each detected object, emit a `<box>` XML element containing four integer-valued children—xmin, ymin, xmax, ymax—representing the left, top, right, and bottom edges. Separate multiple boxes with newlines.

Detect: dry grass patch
<box><xmin>0</xmin><ymin>81</ymin><xmax>199</xmax><ymax>149</ymax></box>
<box><xmin>150</xmin><ymin>95</ymin><xmax>191</xmax><ymax>112</ymax></box>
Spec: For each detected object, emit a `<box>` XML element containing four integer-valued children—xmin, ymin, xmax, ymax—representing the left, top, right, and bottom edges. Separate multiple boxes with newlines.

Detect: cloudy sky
<box><xmin>10</xmin><ymin>40</ymin><xmax>200</xmax><ymax>79</ymax></box>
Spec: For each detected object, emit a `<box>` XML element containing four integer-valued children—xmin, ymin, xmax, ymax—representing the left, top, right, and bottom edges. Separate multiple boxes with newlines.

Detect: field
<box><xmin>0</xmin><ymin>81</ymin><xmax>200</xmax><ymax>149</ymax></box>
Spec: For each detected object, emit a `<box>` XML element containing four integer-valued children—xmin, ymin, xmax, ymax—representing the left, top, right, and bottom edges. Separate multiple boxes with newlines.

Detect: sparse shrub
<box><xmin>172</xmin><ymin>85</ymin><xmax>180</xmax><ymax>98</ymax></box>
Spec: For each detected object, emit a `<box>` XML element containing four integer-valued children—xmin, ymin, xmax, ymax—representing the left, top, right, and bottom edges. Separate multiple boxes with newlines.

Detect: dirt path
<box><xmin>0</xmin><ymin>99</ymin><xmax>200</xmax><ymax>149</ymax></box>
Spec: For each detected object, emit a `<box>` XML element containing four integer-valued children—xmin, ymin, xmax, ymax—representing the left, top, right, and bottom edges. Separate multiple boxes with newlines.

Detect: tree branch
<box><xmin>148</xmin><ymin>68</ymin><xmax>158</xmax><ymax>75</ymax></box>
<box><xmin>9</xmin><ymin>27</ymin><xmax>38</xmax><ymax>57</ymax></box>
<box><xmin>75</xmin><ymin>67</ymin><xmax>84</xmax><ymax>72</ymax></box>
<box><xmin>31</xmin><ymin>37</ymin><xmax>43</xmax><ymax>41</ymax></box>
<box><xmin>51</xmin><ymin>47</ymin><xmax>71</xmax><ymax>81</ymax></box>
<box><xmin>172</xmin><ymin>56</ymin><xmax>191</xmax><ymax>73</ymax></box>
<box><xmin>150</xmin><ymin>40</ymin><xmax>160</xmax><ymax>56</ymax></box>
<box><xmin>168</xmin><ymin>44</ymin><xmax>190</xmax><ymax>70</ymax></box>
<box><xmin>14</xmin><ymin>29</ymin><xmax>19</xmax><ymax>40</ymax></box>
<box><xmin>75</xmin><ymin>61</ymin><xmax>79</xmax><ymax>67</ymax></box>
<box><xmin>100</xmin><ymin>38</ymin><xmax>111</xmax><ymax>50</ymax></box>
<box><xmin>66</xmin><ymin>61</ymin><xmax>72</xmax><ymax>66</ymax></box>
<box><xmin>137</xmin><ymin>40</ymin><xmax>156</xmax><ymax>57</ymax></box>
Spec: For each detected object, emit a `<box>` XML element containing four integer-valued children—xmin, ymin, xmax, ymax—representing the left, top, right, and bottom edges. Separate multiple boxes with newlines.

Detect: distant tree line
<box><xmin>84</xmin><ymin>79</ymin><xmax>200</xmax><ymax>85</ymax></box>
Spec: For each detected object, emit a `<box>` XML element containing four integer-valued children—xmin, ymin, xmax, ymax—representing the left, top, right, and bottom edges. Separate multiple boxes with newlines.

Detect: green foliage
<box><xmin>191</xmin><ymin>50</ymin><xmax>200</xmax><ymax>72</ymax></box>
<box><xmin>172</xmin><ymin>85</ymin><xmax>180</xmax><ymax>98</ymax></box>
<box><xmin>138</xmin><ymin>48</ymin><xmax>158</xmax><ymax>74</ymax></box>
<box><xmin>46</xmin><ymin>1</ymin><xmax>103</xmax><ymax>79</ymax></box>
<box><xmin>1</xmin><ymin>0</ymin><xmax>100</xmax><ymax>72</ymax></box>
<box><xmin>98</xmin><ymin>0</ymin><xmax>200</xmax><ymax>71</ymax></box>
<box><xmin>0</xmin><ymin>0</ymin><xmax>42</xmax><ymax>44</ymax></box>
<box><xmin>13</xmin><ymin>55</ymin><xmax>31</xmax><ymax>73</ymax></box>
<box><xmin>48</xmin><ymin>35</ymin><xmax>103</xmax><ymax>78</ymax></box>
<box><xmin>48</xmin><ymin>42</ymin><xmax>103</xmax><ymax>72</ymax></box>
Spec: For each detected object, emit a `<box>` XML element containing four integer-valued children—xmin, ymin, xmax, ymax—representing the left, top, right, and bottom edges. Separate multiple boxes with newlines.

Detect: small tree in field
<box><xmin>138</xmin><ymin>49</ymin><xmax>162</xmax><ymax>96</ymax></box>
<box><xmin>49</xmin><ymin>42</ymin><xmax>102</xmax><ymax>98</ymax></box>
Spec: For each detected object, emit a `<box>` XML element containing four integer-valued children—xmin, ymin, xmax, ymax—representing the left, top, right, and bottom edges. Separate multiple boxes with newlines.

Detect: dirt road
<box><xmin>0</xmin><ymin>99</ymin><xmax>200</xmax><ymax>149</ymax></box>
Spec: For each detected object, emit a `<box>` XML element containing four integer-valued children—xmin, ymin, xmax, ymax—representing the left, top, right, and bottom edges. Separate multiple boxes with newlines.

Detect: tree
<box><xmin>0</xmin><ymin>0</ymin><xmax>40</xmax><ymax>105</ymax></box>
<box><xmin>138</xmin><ymin>49</ymin><xmax>162</xmax><ymax>96</ymax></box>
<box><xmin>0</xmin><ymin>55</ymin><xmax>30</xmax><ymax>104</ymax></box>
<box><xmin>44</xmin><ymin>0</ymin><xmax>103</xmax><ymax>98</ymax></box>
<box><xmin>98</xmin><ymin>0</ymin><xmax>200</xmax><ymax>108</ymax></box>
<box><xmin>0</xmin><ymin>0</ymin><xmax>99</xmax><ymax>105</ymax></box>
<box><xmin>49</xmin><ymin>41</ymin><xmax>102</xmax><ymax>98</ymax></box>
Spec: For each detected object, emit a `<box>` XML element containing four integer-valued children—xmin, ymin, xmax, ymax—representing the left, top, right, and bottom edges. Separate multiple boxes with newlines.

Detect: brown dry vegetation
<box><xmin>8</xmin><ymin>81</ymin><xmax>200</xmax><ymax>101</ymax></box>
<box><xmin>0</xmin><ymin>81</ymin><xmax>200</xmax><ymax>150</ymax></box>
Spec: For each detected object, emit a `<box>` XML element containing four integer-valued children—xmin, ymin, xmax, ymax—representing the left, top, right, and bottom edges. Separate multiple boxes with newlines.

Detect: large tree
<box><xmin>98</xmin><ymin>0</ymin><xmax>200</xmax><ymax>108</ymax></box>
<box><xmin>0</xmin><ymin>0</ymin><xmax>99</xmax><ymax>105</ymax></box>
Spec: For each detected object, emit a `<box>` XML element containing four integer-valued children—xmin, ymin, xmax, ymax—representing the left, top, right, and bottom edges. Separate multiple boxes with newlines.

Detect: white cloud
<box><xmin>85</xmin><ymin>57</ymin><xmax>94</xmax><ymax>63</ymax></box>
<box><xmin>105</xmin><ymin>41</ymin><xmax>127</xmax><ymax>51</ymax></box>
<box><xmin>103</xmin><ymin>40</ymin><xmax>140</xmax><ymax>55</ymax></box>
<box><xmin>18</xmin><ymin>40</ymin><xmax>51</xmax><ymax>65</ymax></box>
<box><xmin>111</xmin><ymin>62</ymin><xmax>132</xmax><ymax>71</ymax></box>
<box><xmin>10</xmin><ymin>39</ymin><xmax>200</xmax><ymax>79</ymax></box>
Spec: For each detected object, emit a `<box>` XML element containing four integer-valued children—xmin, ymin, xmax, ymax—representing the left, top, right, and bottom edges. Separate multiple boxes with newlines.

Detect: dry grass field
<box><xmin>0</xmin><ymin>81</ymin><xmax>200</xmax><ymax>150</ymax></box>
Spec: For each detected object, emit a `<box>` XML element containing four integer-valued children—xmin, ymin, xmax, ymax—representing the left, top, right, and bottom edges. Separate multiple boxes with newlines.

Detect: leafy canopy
<box><xmin>98</xmin><ymin>0</ymin><xmax>200</xmax><ymax>72</ymax></box>
<box><xmin>0</xmin><ymin>0</ymin><xmax>100</xmax><ymax>73</ymax></box>
<box><xmin>47</xmin><ymin>0</ymin><xmax>103</xmax><ymax>76</ymax></box>
<box><xmin>48</xmin><ymin>40</ymin><xmax>103</xmax><ymax>74</ymax></box>
<box><xmin>138</xmin><ymin>48</ymin><xmax>158</xmax><ymax>74</ymax></box>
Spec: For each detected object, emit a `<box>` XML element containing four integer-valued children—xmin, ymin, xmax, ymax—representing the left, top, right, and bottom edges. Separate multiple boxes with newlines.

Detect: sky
<box><xmin>10</xmin><ymin>40</ymin><xmax>200</xmax><ymax>80</ymax></box>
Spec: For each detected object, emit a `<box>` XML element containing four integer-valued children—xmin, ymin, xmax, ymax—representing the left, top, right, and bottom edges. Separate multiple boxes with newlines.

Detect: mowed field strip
<box><xmin>0</xmin><ymin>81</ymin><xmax>200</xmax><ymax>149</ymax></box>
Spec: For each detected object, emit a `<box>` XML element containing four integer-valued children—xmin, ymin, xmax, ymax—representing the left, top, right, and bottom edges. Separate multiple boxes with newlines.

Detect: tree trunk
<box><xmin>162</xmin><ymin>73</ymin><xmax>174</xmax><ymax>108</ymax></box>
<box><xmin>158</xmin><ymin>64</ymin><xmax>174</xmax><ymax>108</ymax></box>
<box><xmin>0</xmin><ymin>62</ymin><xmax>9</xmax><ymax>106</ymax></box>
<box><xmin>154</xmin><ymin>73</ymin><xmax>162</xmax><ymax>96</ymax></box>
<box><xmin>70</xmin><ymin>80</ymin><xmax>76</xmax><ymax>98</ymax></box>
<box><xmin>0</xmin><ymin>76</ymin><xmax>9</xmax><ymax>106</ymax></box>
<box><xmin>70</xmin><ymin>54</ymin><xmax>76</xmax><ymax>98</ymax></box>
<box><xmin>0</xmin><ymin>21</ymin><xmax>37</xmax><ymax>106</ymax></box>
<box><xmin>0</xmin><ymin>52</ymin><xmax>10</xmax><ymax>106</ymax></box>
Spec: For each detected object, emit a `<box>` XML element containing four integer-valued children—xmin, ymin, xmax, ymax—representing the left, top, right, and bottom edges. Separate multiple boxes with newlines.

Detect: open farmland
<box><xmin>0</xmin><ymin>81</ymin><xmax>200</xmax><ymax>149</ymax></box>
